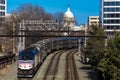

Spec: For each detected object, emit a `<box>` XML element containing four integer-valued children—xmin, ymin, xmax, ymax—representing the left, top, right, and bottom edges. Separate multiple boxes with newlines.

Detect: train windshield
<box><xmin>18</xmin><ymin>55</ymin><xmax>34</xmax><ymax>60</ymax></box>
<box><xmin>18</xmin><ymin>50</ymin><xmax>35</xmax><ymax>60</ymax></box>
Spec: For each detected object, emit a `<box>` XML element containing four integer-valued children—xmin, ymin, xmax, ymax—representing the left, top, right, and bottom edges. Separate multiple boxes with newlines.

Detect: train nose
<box><xmin>19</xmin><ymin>63</ymin><xmax>33</xmax><ymax>69</ymax></box>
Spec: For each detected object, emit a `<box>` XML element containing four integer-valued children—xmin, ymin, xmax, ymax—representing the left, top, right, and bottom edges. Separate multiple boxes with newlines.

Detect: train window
<box><xmin>26</xmin><ymin>55</ymin><xmax>34</xmax><ymax>60</ymax></box>
<box><xmin>18</xmin><ymin>55</ymin><xmax>34</xmax><ymax>60</ymax></box>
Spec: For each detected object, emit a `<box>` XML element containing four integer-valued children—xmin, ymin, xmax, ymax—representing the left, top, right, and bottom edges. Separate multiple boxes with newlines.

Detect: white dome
<box><xmin>64</xmin><ymin>7</ymin><xmax>74</xmax><ymax>18</ymax></box>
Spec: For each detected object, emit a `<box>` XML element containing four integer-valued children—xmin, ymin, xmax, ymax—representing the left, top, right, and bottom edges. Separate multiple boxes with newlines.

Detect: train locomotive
<box><xmin>17</xmin><ymin>37</ymin><xmax>80</xmax><ymax>78</ymax></box>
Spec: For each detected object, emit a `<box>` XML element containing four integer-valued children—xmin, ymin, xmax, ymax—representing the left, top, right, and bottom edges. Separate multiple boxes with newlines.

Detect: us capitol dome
<box><xmin>62</xmin><ymin>5</ymin><xmax>75</xmax><ymax>30</ymax></box>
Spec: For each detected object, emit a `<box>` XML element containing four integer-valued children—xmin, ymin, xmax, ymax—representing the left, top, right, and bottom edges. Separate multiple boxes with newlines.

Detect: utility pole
<box><xmin>78</xmin><ymin>39</ymin><xmax>81</xmax><ymax>57</ymax></box>
<box><xmin>83</xmin><ymin>24</ymin><xmax>87</xmax><ymax>63</ymax></box>
<box><xmin>13</xmin><ymin>23</ymin><xmax>15</xmax><ymax>54</ymax></box>
<box><xmin>18</xmin><ymin>20</ymin><xmax>25</xmax><ymax>53</ymax></box>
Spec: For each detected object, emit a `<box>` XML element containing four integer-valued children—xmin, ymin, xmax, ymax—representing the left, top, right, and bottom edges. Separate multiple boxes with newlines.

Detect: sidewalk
<box><xmin>74</xmin><ymin>53</ymin><xmax>98</xmax><ymax>80</ymax></box>
<box><xmin>0</xmin><ymin>62</ymin><xmax>17</xmax><ymax>80</ymax></box>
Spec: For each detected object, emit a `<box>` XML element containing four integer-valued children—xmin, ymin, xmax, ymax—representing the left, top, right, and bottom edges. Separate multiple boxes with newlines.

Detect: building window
<box><xmin>104</xmin><ymin>8</ymin><xmax>120</xmax><ymax>12</ymax></box>
<box><xmin>0</xmin><ymin>12</ymin><xmax>5</xmax><ymax>16</ymax></box>
<box><xmin>90</xmin><ymin>18</ymin><xmax>98</xmax><ymax>20</ymax></box>
<box><xmin>0</xmin><ymin>0</ymin><xmax>5</xmax><ymax>4</ymax></box>
<box><xmin>0</xmin><ymin>6</ymin><xmax>5</xmax><ymax>10</ymax></box>
<box><xmin>104</xmin><ymin>2</ymin><xmax>120</xmax><ymax>6</ymax></box>
<box><xmin>104</xmin><ymin>20</ymin><xmax>120</xmax><ymax>24</ymax></box>
<box><xmin>106</xmin><ymin>26</ymin><xmax>111</xmax><ymax>29</ymax></box>
<box><xmin>104</xmin><ymin>14</ymin><xmax>120</xmax><ymax>18</ymax></box>
<box><xmin>105</xmin><ymin>26</ymin><xmax>120</xmax><ymax>29</ymax></box>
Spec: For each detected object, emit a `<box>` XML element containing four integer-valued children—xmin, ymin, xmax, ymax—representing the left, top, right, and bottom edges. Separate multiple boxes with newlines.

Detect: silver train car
<box><xmin>17</xmin><ymin>37</ymin><xmax>80</xmax><ymax>78</ymax></box>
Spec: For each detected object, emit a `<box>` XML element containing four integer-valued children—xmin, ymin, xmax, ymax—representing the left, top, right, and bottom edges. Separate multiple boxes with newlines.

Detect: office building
<box><xmin>0</xmin><ymin>0</ymin><xmax>6</xmax><ymax>22</ymax></box>
<box><xmin>88</xmin><ymin>16</ymin><xmax>99</xmax><ymax>26</ymax></box>
<box><xmin>101</xmin><ymin>0</ymin><xmax>120</xmax><ymax>38</ymax></box>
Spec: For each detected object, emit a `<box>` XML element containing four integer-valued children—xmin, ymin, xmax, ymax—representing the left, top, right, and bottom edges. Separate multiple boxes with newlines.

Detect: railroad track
<box><xmin>65</xmin><ymin>50</ymin><xmax>79</xmax><ymax>80</ymax></box>
<box><xmin>17</xmin><ymin>51</ymin><xmax>63</xmax><ymax>80</ymax></box>
<box><xmin>43</xmin><ymin>50</ymin><xmax>67</xmax><ymax>80</ymax></box>
<box><xmin>19</xmin><ymin>49</ymin><xmax>79</xmax><ymax>80</ymax></box>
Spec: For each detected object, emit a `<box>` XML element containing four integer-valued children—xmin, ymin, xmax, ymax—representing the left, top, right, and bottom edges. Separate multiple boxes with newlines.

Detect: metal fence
<box><xmin>0</xmin><ymin>54</ymin><xmax>16</xmax><ymax>69</ymax></box>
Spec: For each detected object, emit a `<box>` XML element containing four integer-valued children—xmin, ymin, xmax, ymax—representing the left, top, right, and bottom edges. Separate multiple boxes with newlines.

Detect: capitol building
<box><xmin>62</xmin><ymin>5</ymin><xmax>75</xmax><ymax>30</ymax></box>
<box><xmin>62</xmin><ymin>5</ymin><xmax>86</xmax><ymax>31</ymax></box>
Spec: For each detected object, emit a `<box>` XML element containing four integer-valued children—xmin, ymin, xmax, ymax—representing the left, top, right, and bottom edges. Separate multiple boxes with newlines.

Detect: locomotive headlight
<box><xmin>28</xmin><ymin>64</ymin><xmax>33</xmax><ymax>68</ymax></box>
<box><xmin>18</xmin><ymin>63</ymin><xmax>33</xmax><ymax>69</ymax></box>
<box><xmin>19</xmin><ymin>64</ymin><xmax>22</xmax><ymax>68</ymax></box>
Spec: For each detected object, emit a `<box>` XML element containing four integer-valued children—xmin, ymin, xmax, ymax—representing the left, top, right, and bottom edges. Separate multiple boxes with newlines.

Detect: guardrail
<box><xmin>0</xmin><ymin>54</ymin><xmax>16</xmax><ymax>69</ymax></box>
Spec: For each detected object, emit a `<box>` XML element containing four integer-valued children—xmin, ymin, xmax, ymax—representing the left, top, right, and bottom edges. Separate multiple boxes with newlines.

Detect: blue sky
<box><xmin>7</xmin><ymin>0</ymin><xmax>100</xmax><ymax>25</ymax></box>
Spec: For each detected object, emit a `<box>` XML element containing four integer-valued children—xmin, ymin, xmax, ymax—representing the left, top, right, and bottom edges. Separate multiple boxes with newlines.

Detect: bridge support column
<box><xmin>18</xmin><ymin>21</ymin><xmax>25</xmax><ymax>53</ymax></box>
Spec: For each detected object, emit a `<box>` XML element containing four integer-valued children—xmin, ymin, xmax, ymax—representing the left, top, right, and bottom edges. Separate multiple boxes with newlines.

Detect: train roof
<box><xmin>29</xmin><ymin>43</ymin><xmax>41</xmax><ymax>48</ymax></box>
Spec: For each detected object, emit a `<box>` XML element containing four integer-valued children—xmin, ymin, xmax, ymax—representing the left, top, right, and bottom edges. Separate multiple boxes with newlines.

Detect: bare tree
<box><xmin>4</xmin><ymin>3</ymin><xmax>54</xmax><ymax>34</ymax></box>
<box><xmin>14</xmin><ymin>4</ymin><xmax>53</xmax><ymax>20</ymax></box>
<box><xmin>43</xmin><ymin>13</ymin><xmax>53</xmax><ymax>20</ymax></box>
<box><xmin>3</xmin><ymin>3</ymin><xmax>54</xmax><ymax>52</ymax></box>
<box><xmin>53</xmin><ymin>12</ymin><xmax>64</xmax><ymax>26</ymax></box>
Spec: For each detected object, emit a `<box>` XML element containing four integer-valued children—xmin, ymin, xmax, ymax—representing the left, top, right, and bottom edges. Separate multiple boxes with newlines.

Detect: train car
<box><xmin>52</xmin><ymin>38</ymin><xmax>59</xmax><ymax>50</ymax></box>
<box><xmin>36</xmin><ymin>40</ymin><xmax>47</xmax><ymax>61</ymax></box>
<box><xmin>44</xmin><ymin>39</ymin><xmax>52</xmax><ymax>53</ymax></box>
<box><xmin>70</xmin><ymin>37</ymin><xmax>79</xmax><ymax>48</ymax></box>
<box><xmin>62</xmin><ymin>37</ymin><xmax>70</xmax><ymax>49</ymax></box>
<box><xmin>58</xmin><ymin>38</ymin><xmax>64</xmax><ymax>49</ymax></box>
<box><xmin>17</xmin><ymin>37</ymin><xmax>80</xmax><ymax>78</ymax></box>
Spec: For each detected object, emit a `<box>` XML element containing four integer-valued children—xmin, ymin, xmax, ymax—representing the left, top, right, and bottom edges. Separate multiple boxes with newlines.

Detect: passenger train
<box><xmin>17</xmin><ymin>37</ymin><xmax>80</xmax><ymax>78</ymax></box>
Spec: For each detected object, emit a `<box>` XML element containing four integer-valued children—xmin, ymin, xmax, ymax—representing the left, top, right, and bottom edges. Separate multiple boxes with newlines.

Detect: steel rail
<box><xmin>43</xmin><ymin>50</ymin><xmax>65</xmax><ymax>80</ymax></box>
